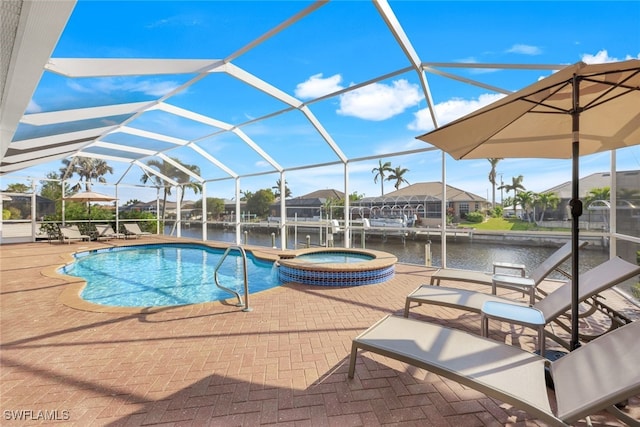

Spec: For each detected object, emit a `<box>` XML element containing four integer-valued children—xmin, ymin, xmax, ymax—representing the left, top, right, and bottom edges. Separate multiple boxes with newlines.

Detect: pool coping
<box><xmin>276</xmin><ymin>247</ymin><xmax>398</xmax><ymax>272</ymax></box>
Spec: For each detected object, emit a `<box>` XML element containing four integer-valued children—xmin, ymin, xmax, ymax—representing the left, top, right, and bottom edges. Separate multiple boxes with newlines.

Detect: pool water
<box><xmin>60</xmin><ymin>244</ymin><xmax>279</xmax><ymax>307</ymax></box>
<box><xmin>296</xmin><ymin>251</ymin><xmax>374</xmax><ymax>264</ymax></box>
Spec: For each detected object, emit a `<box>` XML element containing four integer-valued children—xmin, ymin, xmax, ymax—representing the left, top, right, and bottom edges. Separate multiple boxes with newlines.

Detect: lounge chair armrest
<box><xmin>492</xmin><ymin>261</ymin><xmax>526</xmax><ymax>276</ymax></box>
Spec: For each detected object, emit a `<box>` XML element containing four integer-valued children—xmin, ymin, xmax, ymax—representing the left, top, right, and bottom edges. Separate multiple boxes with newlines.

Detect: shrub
<box><xmin>465</xmin><ymin>211</ymin><xmax>485</xmax><ymax>223</ymax></box>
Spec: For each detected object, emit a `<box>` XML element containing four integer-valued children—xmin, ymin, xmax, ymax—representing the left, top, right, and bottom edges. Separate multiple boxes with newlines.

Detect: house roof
<box><xmin>543</xmin><ymin>170</ymin><xmax>640</xmax><ymax>199</ymax></box>
<box><xmin>296</xmin><ymin>189</ymin><xmax>345</xmax><ymax>200</ymax></box>
<box><xmin>358</xmin><ymin>182</ymin><xmax>486</xmax><ymax>203</ymax></box>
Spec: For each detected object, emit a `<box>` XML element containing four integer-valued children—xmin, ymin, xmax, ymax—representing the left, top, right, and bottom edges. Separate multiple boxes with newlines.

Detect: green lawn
<box><xmin>459</xmin><ymin>217</ymin><xmax>570</xmax><ymax>232</ymax></box>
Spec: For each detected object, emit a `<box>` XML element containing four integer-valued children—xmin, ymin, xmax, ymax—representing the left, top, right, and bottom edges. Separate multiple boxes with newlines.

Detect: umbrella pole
<box><xmin>569</xmin><ymin>75</ymin><xmax>582</xmax><ymax>351</ymax></box>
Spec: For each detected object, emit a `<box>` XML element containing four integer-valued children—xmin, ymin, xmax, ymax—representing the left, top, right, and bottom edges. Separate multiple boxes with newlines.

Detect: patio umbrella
<box><xmin>416</xmin><ymin>59</ymin><xmax>640</xmax><ymax>351</ymax></box>
<box><xmin>64</xmin><ymin>190</ymin><xmax>117</xmax><ymax>219</ymax></box>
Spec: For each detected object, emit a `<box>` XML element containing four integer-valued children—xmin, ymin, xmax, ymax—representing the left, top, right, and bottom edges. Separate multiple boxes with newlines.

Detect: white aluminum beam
<box><xmin>20</xmin><ymin>101</ymin><xmax>151</xmax><ymax>126</ymax></box>
<box><xmin>1</xmin><ymin>0</ymin><xmax>76</xmax><ymax>159</ymax></box>
<box><xmin>45</xmin><ymin>58</ymin><xmax>218</xmax><ymax>78</ymax></box>
<box><xmin>8</xmin><ymin>126</ymin><xmax>114</xmax><ymax>150</ymax></box>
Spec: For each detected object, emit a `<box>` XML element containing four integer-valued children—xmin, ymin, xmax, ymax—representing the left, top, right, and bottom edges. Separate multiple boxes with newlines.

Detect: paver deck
<box><xmin>1</xmin><ymin>236</ymin><xmax>638</xmax><ymax>426</ymax></box>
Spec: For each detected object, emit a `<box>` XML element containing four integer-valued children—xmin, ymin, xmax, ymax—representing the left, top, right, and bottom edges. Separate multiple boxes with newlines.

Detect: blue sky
<box><xmin>6</xmin><ymin>1</ymin><xmax>640</xmax><ymax>204</ymax></box>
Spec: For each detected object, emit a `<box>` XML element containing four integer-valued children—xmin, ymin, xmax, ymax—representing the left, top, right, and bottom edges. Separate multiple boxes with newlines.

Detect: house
<box><xmin>541</xmin><ymin>170</ymin><xmax>640</xmax><ymax>226</ymax></box>
<box><xmin>269</xmin><ymin>189</ymin><xmax>345</xmax><ymax>220</ymax></box>
<box><xmin>353</xmin><ymin>182</ymin><xmax>488</xmax><ymax>226</ymax></box>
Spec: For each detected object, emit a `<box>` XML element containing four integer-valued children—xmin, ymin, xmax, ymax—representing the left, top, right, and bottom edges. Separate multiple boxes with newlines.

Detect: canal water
<box><xmin>170</xmin><ymin>225</ymin><xmax>637</xmax><ymax>299</ymax></box>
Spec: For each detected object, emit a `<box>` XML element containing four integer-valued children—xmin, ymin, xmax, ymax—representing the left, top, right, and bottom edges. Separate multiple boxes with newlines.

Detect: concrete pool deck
<box><xmin>1</xmin><ymin>236</ymin><xmax>638</xmax><ymax>426</ymax></box>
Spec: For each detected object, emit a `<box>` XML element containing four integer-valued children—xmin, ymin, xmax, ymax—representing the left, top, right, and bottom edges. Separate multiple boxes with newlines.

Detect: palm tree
<box><xmin>487</xmin><ymin>158</ymin><xmax>501</xmax><ymax>209</ymax></box>
<box><xmin>372</xmin><ymin>160</ymin><xmax>393</xmax><ymax>196</ymax></box>
<box><xmin>272</xmin><ymin>179</ymin><xmax>292</xmax><ymax>199</ymax></box>
<box><xmin>387</xmin><ymin>166</ymin><xmax>410</xmax><ymax>191</ymax></box>
<box><xmin>515</xmin><ymin>190</ymin><xmax>535</xmax><ymax>222</ymax></box>
<box><xmin>535</xmin><ymin>192</ymin><xmax>560</xmax><ymax>222</ymax></box>
<box><xmin>140</xmin><ymin>158</ymin><xmax>201</xmax><ymax>225</ymax></box>
<box><xmin>498</xmin><ymin>175</ymin><xmax>525</xmax><ymax>217</ymax></box>
<box><xmin>584</xmin><ymin>187</ymin><xmax>610</xmax><ymax>208</ymax></box>
<box><xmin>60</xmin><ymin>157</ymin><xmax>113</xmax><ymax>192</ymax></box>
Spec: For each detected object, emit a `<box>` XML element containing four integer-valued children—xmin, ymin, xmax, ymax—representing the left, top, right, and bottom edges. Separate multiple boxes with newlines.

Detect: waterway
<box><xmin>168</xmin><ymin>224</ymin><xmax>638</xmax><ymax>300</ymax></box>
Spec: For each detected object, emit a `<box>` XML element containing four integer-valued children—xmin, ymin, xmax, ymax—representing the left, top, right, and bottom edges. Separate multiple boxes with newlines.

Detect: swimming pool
<box><xmin>60</xmin><ymin>244</ymin><xmax>279</xmax><ymax>307</ymax></box>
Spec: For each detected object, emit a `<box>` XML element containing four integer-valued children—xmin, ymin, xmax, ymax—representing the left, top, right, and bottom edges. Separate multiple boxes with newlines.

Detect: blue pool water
<box><xmin>296</xmin><ymin>251</ymin><xmax>374</xmax><ymax>264</ymax></box>
<box><xmin>60</xmin><ymin>244</ymin><xmax>279</xmax><ymax>307</ymax></box>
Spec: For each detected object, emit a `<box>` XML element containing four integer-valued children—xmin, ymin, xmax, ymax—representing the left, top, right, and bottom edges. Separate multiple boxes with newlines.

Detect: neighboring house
<box><xmin>353</xmin><ymin>182</ymin><xmax>488</xmax><ymax>225</ymax></box>
<box><xmin>541</xmin><ymin>170</ymin><xmax>640</xmax><ymax>224</ymax></box>
<box><xmin>270</xmin><ymin>189</ymin><xmax>345</xmax><ymax>220</ymax></box>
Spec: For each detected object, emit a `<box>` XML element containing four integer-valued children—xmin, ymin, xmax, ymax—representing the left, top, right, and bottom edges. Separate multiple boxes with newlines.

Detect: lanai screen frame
<box><xmin>1</xmin><ymin>1</ymin><xmax>636</xmax><ymax>265</ymax></box>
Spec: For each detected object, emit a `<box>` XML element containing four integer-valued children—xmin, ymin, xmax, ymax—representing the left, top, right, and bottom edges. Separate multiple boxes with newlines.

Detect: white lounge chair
<box><xmin>404</xmin><ymin>256</ymin><xmax>640</xmax><ymax>354</ymax></box>
<box><xmin>94</xmin><ymin>224</ymin><xmax>124</xmax><ymax>240</ymax></box>
<box><xmin>58</xmin><ymin>225</ymin><xmax>90</xmax><ymax>244</ymax></box>
<box><xmin>348</xmin><ymin>315</ymin><xmax>640</xmax><ymax>427</ymax></box>
<box><xmin>428</xmin><ymin>240</ymin><xmax>587</xmax><ymax>304</ymax></box>
<box><xmin>123</xmin><ymin>223</ymin><xmax>152</xmax><ymax>239</ymax></box>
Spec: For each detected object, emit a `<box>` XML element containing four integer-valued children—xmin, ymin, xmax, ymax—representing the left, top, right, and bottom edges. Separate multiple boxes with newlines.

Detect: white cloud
<box><xmin>337</xmin><ymin>79</ymin><xmax>423</xmax><ymax>121</ymax></box>
<box><xmin>507</xmin><ymin>44</ymin><xmax>542</xmax><ymax>55</ymax></box>
<box><xmin>295</xmin><ymin>73</ymin><xmax>344</xmax><ymax>99</ymax></box>
<box><xmin>408</xmin><ymin>93</ymin><xmax>506</xmax><ymax>132</ymax></box>
<box><xmin>580</xmin><ymin>49</ymin><xmax>640</xmax><ymax>64</ymax></box>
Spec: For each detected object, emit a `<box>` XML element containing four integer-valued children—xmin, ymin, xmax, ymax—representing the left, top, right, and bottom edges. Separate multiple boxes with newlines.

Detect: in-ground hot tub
<box><xmin>277</xmin><ymin>248</ymin><xmax>397</xmax><ymax>286</ymax></box>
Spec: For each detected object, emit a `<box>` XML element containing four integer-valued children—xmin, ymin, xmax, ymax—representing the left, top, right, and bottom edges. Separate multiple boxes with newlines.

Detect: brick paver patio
<box><xmin>1</xmin><ymin>237</ymin><xmax>638</xmax><ymax>426</ymax></box>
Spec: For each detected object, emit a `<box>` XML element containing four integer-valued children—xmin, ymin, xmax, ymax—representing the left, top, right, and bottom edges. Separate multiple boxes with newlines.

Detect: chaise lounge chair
<box><xmin>404</xmin><ymin>256</ymin><xmax>640</xmax><ymax>354</ymax></box>
<box><xmin>123</xmin><ymin>223</ymin><xmax>152</xmax><ymax>239</ymax></box>
<box><xmin>348</xmin><ymin>315</ymin><xmax>640</xmax><ymax>427</ymax></box>
<box><xmin>94</xmin><ymin>224</ymin><xmax>124</xmax><ymax>240</ymax></box>
<box><xmin>428</xmin><ymin>240</ymin><xmax>587</xmax><ymax>304</ymax></box>
<box><xmin>58</xmin><ymin>225</ymin><xmax>91</xmax><ymax>244</ymax></box>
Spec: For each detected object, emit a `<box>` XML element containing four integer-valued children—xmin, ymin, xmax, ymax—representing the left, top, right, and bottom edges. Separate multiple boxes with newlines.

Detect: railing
<box><xmin>213</xmin><ymin>246</ymin><xmax>252</xmax><ymax>312</ymax></box>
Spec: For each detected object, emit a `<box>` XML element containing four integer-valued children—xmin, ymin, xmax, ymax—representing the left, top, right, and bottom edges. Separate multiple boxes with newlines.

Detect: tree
<box><xmin>272</xmin><ymin>179</ymin><xmax>292</xmax><ymax>199</ymax></box>
<box><xmin>372</xmin><ymin>160</ymin><xmax>393</xmax><ymax>196</ymax></box>
<box><xmin>40</xmin><ymin>172</ymin><xmax>66</xmax><ymax>202</ymax></box>
<box><xmin>584</xmin><ymin>186</ymin><xmax>610</xmax><ymax>208</ymax></box>
<box><xmin>498</xmin><ymin>175</ymin><xmax>525</xmax><ymax>218</ymax></box>
<box><xmin>245</xmin><ymin>189</ymin><xmax>275</xmax><ymax>218</ymax></box>
<box><xmin>487</xmin><ymin>158</ymin><xmax>501</xmax><ymax>208</ymax></box>
<box><xmin>515</xmin><ymin>190</ymin><xmax>535</xmax><ymax>222</ymax></box>
<box><xmin>140</xmin><ymin>158</ymin><xmax>202</xmax><ymax>226</ymax></box>
<box><xmin>193</xmin><ymin>197</ymin><xmax>225</xmax><ymax>220</ymax></box>
<box><xmin>60</xmin><ymin>157</ymin><xmax>113</xmax><ymax>192</ymax></box>
<box><xmin>535</xmin><ymin>192</ymin><xmax>560</xmax><ymax>222</ymax></box>
<box><xmin>4</xmin><ymin>183</ymin><xmax>30</xmax><ymax>193</ymax></box>
<box><xmin>387</xmin><ymin>166</ymin><xmax>410</xmax><ymax>190</ymax></box>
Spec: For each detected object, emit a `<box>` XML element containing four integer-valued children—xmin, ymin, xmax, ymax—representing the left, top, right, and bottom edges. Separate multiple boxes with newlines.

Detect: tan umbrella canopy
<box><xmin>417</xmin><ymin>59</ymin><xmax>640</xmax><ymax>351</ymax></box>
<box><xmin>64</xmin><ymin>190</ymin><xmax>117</xmax><ymax>220</ymax></box>
<box><xmin>64</xmin><ymin>190</ymin><xmax>117</xmax><ymax>203</ymax></box>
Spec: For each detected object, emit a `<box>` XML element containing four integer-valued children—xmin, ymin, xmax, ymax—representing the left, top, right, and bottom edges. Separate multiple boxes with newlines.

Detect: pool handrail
<box><xmin>214</xmin><ymin>246</ymin><xmax>252</xmax><ymax>312</ymax></box>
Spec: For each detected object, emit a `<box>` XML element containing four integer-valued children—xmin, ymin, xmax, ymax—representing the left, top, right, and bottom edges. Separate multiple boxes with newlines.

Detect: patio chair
<box><xmin>58</xmin><ymin>225</ymin><xmax>90</xmax><ymax>244</ymax></box>
<box><xmin>404</xmin><ymin>256</ymin><xmax>640</xmax><ymax>354</ymax></box>
<box><xmin>427</xmin><ymin>240</ymin><xmax>588</xmax><ymax>304</ymax></box>
<box><xmin>123</xmin><ymin>223</ymin><xmax>152</xmax><ymax>239</ymax></box>
<box><xmin>348</xmin><ymin>315</ymin><xmax>640</xmax><ymax>427</ymax></box>
<box><xmin>94</xmin><ymin>224</ymin><xmax>124</xmax><ymax>240</ymax></box>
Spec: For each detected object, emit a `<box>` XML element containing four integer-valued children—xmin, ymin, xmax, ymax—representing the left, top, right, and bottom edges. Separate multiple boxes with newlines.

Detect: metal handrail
<box><xmin>213</xmin><ymin>246</ymin><xmax>252</xmax><ymax>312</ymax></box>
